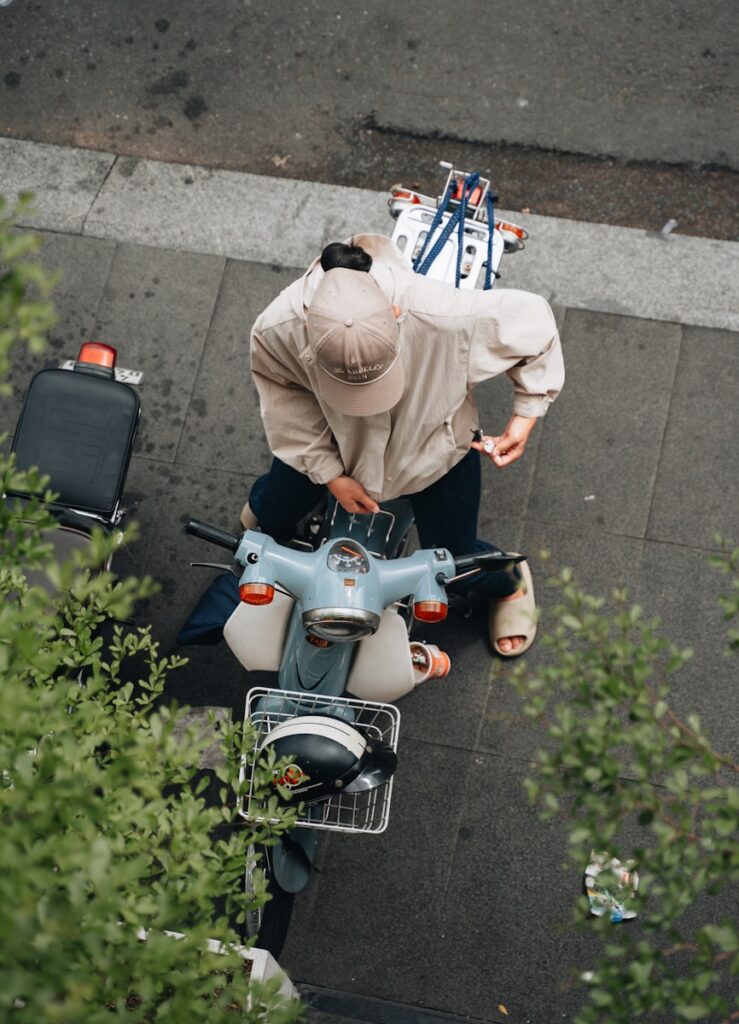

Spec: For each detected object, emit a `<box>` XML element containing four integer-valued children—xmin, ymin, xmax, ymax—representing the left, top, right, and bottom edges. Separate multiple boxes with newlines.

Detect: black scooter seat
<box><xmin>10</xmin><ymin>366</ymin><xmax>140</xmax><ymax>521</ymax></box>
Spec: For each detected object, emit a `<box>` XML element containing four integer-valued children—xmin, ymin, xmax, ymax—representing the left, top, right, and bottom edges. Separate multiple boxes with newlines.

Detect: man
<box><xmin>242</xmin><ymin>234</ymin><xmax>564</xmax><ymax>656</ymax></box>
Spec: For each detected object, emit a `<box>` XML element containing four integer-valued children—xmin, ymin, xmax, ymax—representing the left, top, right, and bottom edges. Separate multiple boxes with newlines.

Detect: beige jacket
<box><xmin>250</xmin><ymin>234</ymin><xmax>564</xmax><ymax>501</ymax></box>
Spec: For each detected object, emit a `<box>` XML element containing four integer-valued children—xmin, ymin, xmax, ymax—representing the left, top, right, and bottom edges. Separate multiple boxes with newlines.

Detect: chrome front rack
<box><xmin>328</xmin><ymin>504</ymin><xmax>397</xmax><ymax>558</ymax></box>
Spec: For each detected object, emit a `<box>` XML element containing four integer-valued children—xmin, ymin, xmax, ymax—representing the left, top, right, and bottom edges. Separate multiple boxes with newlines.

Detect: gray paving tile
<box><xmin>438</xmin><ymin>756</ymin><xmax>663</xmax><ymax>1023</ymax></box>
<box><xmin>177</xmin><ymin>260</ymin><xmax>299</xmax><ymax>475</ymax></box>
<box><xmin>636</xmin><ymin>540</ymin><xmax>738</xmax><ymax>759</ymax></box>
<box><xmin>440</xmin><ymin>757</ymin><xmax>588</xmax><ymax>1022</ymax></box>
<box><xmin>1</xmin><ymin>231</ymin><xmax>116</xmax><ymax>436</ymax></box>
<box><xmin>299</xmin><ymin>985</ymin><xmax>502</xmax><ymax>1024</ymax></box>
<box><xmin>527</xmin><ymin>310</ymin><xmax>681</xmax><ymax>537</ymax></box>
<box><xmin>500</xmin><ymin>215</ymin><xmax>739</xmax><ymax>332</ymax></box>
<box><xmin>302</xmin><ymin>1013</ymin><xmax>360</xmax><ymax>1024</ymax></box>
<box><xmin>478</xmin><ymin>520</ymin><xmax>645</xmax><ymax>763</ymax></box>
<box><xmin>86</xmin><ymin>157</ymin><xmax>389</xmax><ymax>267</ymax></box>
<box><xmin>282</xmin><ymin>750</ymin><xmax>595</xmax><ymax>1022</ymax></box>
<box><xmin>280</xmin><ymin>741</ymin><xmax>478</xmax><ymax>1010</ymax></box>
<box><xmin>400</xmin><ymin>611</ymin><xmax>498</xmax><ymax>752</ymax></box>
<box><xmin>113</xmin><ymin>454</ymin><xmax>179</xmax><ymax>577</ymax></box>
<box><xmin>648</xmin><ymin>325</ymin><xmax>739</xmax><ymax>548</ymax></box>
<box><xmin>522</xmin><ymin>516</ymin><xmax>643</xmax><ymax>598</ymax></box>
<box><xmin>126</xmin><ymin>457</ymin><xmax>279</xmax><ymax>715</ymax></box>
<box><xmin>397</xmin><ymin>514</ymin><xmax>523</xmax><ymax>751</ymax></box>
<box><xmin>91</xmin><ymin>242</ymin><xmax>226</xmax><ymax>462</ymax></box>
<box><xmin>1</xmin><ymin>137</ymin><xmax>115</xmax><ymax>234</ymax></box>
<box><xmin>130</xmin><ymin>458</ymin><xmax>252</xmax><ymax>655</ymax></box>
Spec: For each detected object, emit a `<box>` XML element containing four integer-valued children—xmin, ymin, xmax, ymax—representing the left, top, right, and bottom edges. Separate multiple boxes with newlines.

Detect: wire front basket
<box><xmin>239</xmin><ymin>687</ymin><xmax>401</xmax><ymax>835</ymax></box>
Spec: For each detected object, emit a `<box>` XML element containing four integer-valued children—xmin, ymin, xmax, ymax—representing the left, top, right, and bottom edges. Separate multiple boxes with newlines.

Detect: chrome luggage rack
<box><xmin>239</xmin><ymin>687</ymin><xmax>401</xmax><ymax>835</ymax></box>
<box><xmin>388</xmin><ymin>160</ymin><xmax>528</xmax><ymax>275</ymax></box>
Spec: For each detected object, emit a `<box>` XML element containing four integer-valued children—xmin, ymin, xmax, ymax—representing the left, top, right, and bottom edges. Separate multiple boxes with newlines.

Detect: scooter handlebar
<box><xmin>185</xmin><ymin>517</ymin><xmax>241</xmax><ymax>553</ymax></box>
<box><xmin>453</xmin><ymin>551</ymin><xmax>526</xmax><ymax>573</ymax></box>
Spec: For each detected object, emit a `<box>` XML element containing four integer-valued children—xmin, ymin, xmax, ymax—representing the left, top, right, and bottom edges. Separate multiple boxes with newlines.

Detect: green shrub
<box><xmin>0</xmin><ymin>198</ymin><xmax>303</xmax><ymax>1023</ymax></box>
<box><xmin>0</xmin><ymin>193</ymin><xmax>57</xmax><ymax>395</ymax></box>
<box><xmin>510</xmin><ymin>547</ymin><xmax>739</xmax><ymax>1023</ymax></box>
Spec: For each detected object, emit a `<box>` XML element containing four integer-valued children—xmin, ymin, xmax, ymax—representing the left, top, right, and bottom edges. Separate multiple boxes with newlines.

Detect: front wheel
<box><xmin>243</xmin><ymin>843</ymin><xmax>295</xmax><ymax>959</ymax></box>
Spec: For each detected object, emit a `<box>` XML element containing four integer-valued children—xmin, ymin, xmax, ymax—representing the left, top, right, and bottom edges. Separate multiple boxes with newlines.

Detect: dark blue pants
<box><xmin>248</xmin><ymin>450</ymin><xmax>519</xmax><ymax>598</ymax></box>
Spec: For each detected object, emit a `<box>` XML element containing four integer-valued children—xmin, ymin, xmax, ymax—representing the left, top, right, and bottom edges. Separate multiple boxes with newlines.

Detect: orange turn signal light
<box><xmin>239</xmin><ymin>583</ymin><xmax>275</xmax><ymax>606</ymax></box>
<box><xmin>413</xmin><ymin>600</ymin><xmax>448</xmax><ymax>623</ymax></box>
<box><xmin>77</xmin><ymin>341</ymin><xmax>117</xmax><ymax>369</ymax></box>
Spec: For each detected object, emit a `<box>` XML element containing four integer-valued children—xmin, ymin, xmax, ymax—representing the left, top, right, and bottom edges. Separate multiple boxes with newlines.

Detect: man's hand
<box><xmin>327</xmin><ymin>475</ymin><xmax>380</xmax><ymax>515</ymax></box>
<box><xmin>471</xmin><ymin>415</ymin><xmax>537</xmax><ymax>469</ymax></box>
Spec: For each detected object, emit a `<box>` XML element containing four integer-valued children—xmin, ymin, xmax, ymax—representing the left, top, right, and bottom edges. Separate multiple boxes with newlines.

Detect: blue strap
<box><xmin>454</xmin><ymin>173</ymin><xmax>480</xmax><ymax>287</ymax></box>
<box><xmin>412</xmin><ymin>176</ymin><xmax>456</xmax><ymax>274</ymax></box>
<box><xmin>414</xmin><ymin>173</ymin><xmax>482</xmax><ymax>287</ymax></box>
<box><xmin>484</xmin><ymin>190</ymin><xmax>496</xmax><ymax>290</ymax></box>
<box><xmin>415</xmin><ymin>204</ymin><xmax>463</xmax><ymax>279</ymax></box>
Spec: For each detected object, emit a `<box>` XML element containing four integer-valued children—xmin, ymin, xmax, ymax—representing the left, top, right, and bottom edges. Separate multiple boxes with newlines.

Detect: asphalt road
<box><xmin>1</xmin><ymin>0</ymin><xmax>737</xmax><ymax>239</ymax></box>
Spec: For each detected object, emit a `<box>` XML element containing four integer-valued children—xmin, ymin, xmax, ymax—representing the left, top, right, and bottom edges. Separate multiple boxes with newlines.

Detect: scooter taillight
<box><xmin>413</xmin><ymin>600</ymin><xmax>448</xmax><ymax>623</ymax></box>
<box><xmin>76</xmin><ymin>342</ymin><xmax>117</xmax><ymax>370</ymax></box>
<box><xmin>240</xmin><ymin>583</ymin><xmax>275</xmax><ymax>606</ymax></box>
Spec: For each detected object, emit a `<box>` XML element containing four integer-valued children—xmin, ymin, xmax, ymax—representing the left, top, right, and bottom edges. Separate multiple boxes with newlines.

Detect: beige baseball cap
<box><xmin>306</xmin><ymin>268</ymin><xmax>404</xmax><ymax>417</ymax></box>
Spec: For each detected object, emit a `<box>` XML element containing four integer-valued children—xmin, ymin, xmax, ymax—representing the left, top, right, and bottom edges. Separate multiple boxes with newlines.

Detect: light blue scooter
<box><xmin>185</xmin><ymin>502</ymin><xmax>523</xmax><ymax>956</ymax></box>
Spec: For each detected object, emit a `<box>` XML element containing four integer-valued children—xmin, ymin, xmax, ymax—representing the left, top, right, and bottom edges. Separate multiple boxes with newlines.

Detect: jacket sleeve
<box><xmin>250</xmin><ymin>328</ymin><xmax>345</xmax><ymax>485</ymax></box>
<box><xmin>468</xmin><ymin>290</ymin><xmax>565</xmax><ymax>418</ymax></box>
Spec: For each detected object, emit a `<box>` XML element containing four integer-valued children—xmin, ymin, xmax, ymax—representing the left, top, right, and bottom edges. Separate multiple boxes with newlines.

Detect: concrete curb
<box><xmin>2</xmin><ymin>136</ymin><xmax>738</xmax><ymax>331</ymax></box>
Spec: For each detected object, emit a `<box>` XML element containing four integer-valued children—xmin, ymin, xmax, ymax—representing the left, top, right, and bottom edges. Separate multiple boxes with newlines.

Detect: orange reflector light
<box><xmin>306</xmin><ymin>634</ymin><xmax>332</xmax><ymax>648</ymax></box>
<box><xmin>413</xmin><ymin>600</ymin><xmax>448</xmax><ymax>623</ymax></box>
<box><xmin>495</xmin><ymin>220</ymin><xmax>527</xmax><ymax>240</ymax></box>
<box><xmin>452</xmin><ymin>181</ymin><xmax>483</xmax><ymax>206</ymax></box>
<box><xmin>239</xmin><ymin>583</ymin><xmax>274</xmax><ymax>605</ymax></box>
<box><xmin>392</xmin><ymin>189</ymin><xmax>421</xmax><ymax>204</ymax></box>
<box><xmin>77</xmin><ymin>342</ymin><xmax>117</xmax><ymax>369</ymax></box>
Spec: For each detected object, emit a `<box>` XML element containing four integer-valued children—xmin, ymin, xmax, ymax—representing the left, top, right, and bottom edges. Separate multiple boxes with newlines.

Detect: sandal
<box><xmin>488</xmin><ymin>557</ymin><xmax>537</xmax><ymax>658</ymax></box>
<box><xmin>239</xmin><ymin>501</ymin><xmax>258</xmax><ymax>531</ymax></box>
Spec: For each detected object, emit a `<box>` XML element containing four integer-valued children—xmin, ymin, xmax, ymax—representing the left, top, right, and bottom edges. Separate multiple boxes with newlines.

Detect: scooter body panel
<box><xmin>346</xmin><ymin>607</ymin><xmax>416</xmax><ymax>702</ymax></box>
<box><xmin>277</xmin><ymin>604</ymin><xmax>354</xmax><ymax>697</ymax></box>
<box><xmin>224</xmin><ymin>588</ymin><xmax>294</xmax><ymax>672</ymax></box>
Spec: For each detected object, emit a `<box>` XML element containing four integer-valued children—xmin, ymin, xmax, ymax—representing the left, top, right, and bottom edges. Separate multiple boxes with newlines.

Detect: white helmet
<box><xmin>260</xmin><ymin>715</ymin><xmax>397</xmax><ymax>805</ymax></box>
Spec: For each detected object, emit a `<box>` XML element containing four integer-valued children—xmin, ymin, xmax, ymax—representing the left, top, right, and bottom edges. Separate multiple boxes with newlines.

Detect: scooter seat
<box><xmin>10</xmin><ymin>367</ymin><xmax>140</xmax><ymax>520</ymax></box>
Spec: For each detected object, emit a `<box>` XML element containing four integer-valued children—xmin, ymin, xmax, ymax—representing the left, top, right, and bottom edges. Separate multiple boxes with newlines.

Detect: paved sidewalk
<box><xmin>2</xmin><ymin>137</ymin><xmax>739</xmax><ymax>331</ymax></box>
<box><xmin>2</xmin><ymin>141</ymin><xmax>738</xmax><ymax>1023</ymax></box>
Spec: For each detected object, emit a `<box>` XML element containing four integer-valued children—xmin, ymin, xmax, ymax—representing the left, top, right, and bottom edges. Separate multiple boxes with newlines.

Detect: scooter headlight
<box><xmin>302</xmin><ymin>607</ymin><xmax>381</xmax><ymax>643</ymax></box>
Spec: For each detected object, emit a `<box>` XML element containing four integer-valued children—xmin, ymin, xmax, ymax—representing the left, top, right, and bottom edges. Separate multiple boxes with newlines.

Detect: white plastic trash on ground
<box><xmin>585</xmin><ymin>851</ymin><xmax>639</xmax><ymax>923</ymax></box>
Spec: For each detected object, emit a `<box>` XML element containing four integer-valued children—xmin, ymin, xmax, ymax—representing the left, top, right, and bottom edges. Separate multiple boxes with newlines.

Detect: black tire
<box><xmin>243</xmin><ymin>843</ymin><xmax>295</xmax><ymax>960</ymax></box>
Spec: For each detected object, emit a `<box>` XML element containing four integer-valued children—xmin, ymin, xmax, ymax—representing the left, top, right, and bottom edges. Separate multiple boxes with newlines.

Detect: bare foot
<box><xmin>494</xmin><ymin>588</ymin><xmax>526</xmax><ymax>654</ymax></box>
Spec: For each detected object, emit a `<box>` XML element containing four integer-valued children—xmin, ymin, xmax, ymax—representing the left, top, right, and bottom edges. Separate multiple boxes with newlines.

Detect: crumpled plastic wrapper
<box><xmin>585</xmin><ymin>851</ymin><xmax>639</xmax><ymax>922</ymax></box>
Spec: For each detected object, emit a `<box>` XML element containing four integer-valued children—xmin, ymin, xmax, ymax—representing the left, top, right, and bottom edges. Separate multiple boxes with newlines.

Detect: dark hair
<box><xmin>320</xmin><ymin>242</ymin><xmax>372</xmax><ymax>273</ymax></box>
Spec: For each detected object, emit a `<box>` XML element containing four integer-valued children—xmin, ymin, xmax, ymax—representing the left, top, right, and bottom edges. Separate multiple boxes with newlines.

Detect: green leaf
<box><xmin>702</xmin><ymin>923</ymin><xmax>738</xmax><ymax>952</ymax></box>
<box><xmin>589</xmin><ymin>988</ymin><xmax>614</xmax><ymax>1008</ymax></box>
<box><xmin>678</xmin><ymin>1004</ymin><xmax>710</xmax><ymax>1021</ymax></box>
<box><xmin>628</xmin><ymin>959</ymin><xmax>653</xmax><ymax>987</ymax></box>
